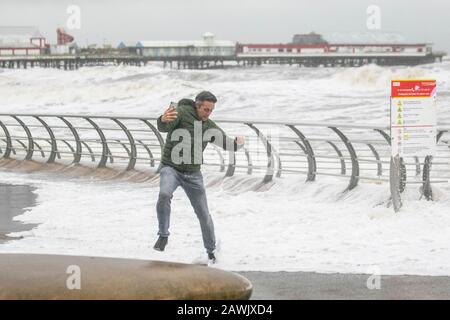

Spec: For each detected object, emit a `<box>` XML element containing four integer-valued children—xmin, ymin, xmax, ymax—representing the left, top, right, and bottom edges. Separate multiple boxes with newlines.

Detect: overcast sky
<box><xmin>1</xmin><ymin>0</ymin><xmax>449</xmax><ymax>51</ymax></box>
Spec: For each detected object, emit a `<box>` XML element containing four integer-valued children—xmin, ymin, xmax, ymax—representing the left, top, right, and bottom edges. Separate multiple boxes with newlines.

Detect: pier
<box><xmin>0</xmin><ymin>55</ymin><xmax>235</xmax><ymax>70</ymax></box>
<box><xmin>0</xmin><ymin>55</ymin><xmax>151</xmax><ymax>70</ymax></box>
<box><xmin>0</xmin><ymin>52</ymin><xmax>446</xmax><ymax>70</ymax></box>
<box><xmin>237</xmin><ymin>53</ymin><xmax>446</xmax><ymax>67</ymax></box>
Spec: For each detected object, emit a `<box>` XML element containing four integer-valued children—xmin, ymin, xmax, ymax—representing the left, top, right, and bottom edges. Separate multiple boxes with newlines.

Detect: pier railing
<box><xmin>0</xmin><ymin>113</ymin><xmax>449</xmax><ymax>210</ymax></box>
<box><xmin>0</xmin><ymin>52</ymin><xmax>446</xmax><ymax>70</ymax></box>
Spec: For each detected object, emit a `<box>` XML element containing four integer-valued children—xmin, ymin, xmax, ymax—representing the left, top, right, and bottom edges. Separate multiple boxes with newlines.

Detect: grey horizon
<box><xmin>0</xmin><ymin>0</ymin><xmax>449</xmax><ymax>52</ymax></box>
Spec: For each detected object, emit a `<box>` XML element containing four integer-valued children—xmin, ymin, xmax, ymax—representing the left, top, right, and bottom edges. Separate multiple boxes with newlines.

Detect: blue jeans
<box><xmin>156</xmin><ymin>165</ymin><xmax>216</xmax><ymax>254</ymax></box>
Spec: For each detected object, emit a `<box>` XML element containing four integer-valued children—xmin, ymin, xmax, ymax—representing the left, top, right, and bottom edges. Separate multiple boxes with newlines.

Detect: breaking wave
<box><xmin>0</xmin><ymin>61</ymin><xmax>448</xmax><ymax>123</ymax></box>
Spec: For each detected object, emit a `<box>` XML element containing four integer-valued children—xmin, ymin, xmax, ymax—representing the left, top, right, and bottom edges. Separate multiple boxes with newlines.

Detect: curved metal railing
<box><xmin>0</xmin><ymin>113</ymin><xmax>449</xmax><ymax>209</ymax></box>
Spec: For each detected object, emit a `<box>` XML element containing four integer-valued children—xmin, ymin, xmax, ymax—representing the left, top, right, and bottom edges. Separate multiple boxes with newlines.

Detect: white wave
<box><xmin>0</xmin><ymin>169</ymin><xmax>449</xmax><ymax>275</ymax></box>
<box><xmin>1</xmin><ymin>62</ymin><xmax>449</xmax><ymax>123</ymax></box>
<box><xmin>330</xmin><ymin>63</ymin><xmax>450</xmax><ymax>90</ymax></box>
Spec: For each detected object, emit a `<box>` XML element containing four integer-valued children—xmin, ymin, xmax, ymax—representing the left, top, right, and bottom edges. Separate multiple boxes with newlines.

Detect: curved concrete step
<box><xmin>0</xmin><ymin>254</ymin><xmax>252</xmax><ymax>300</ymax></box>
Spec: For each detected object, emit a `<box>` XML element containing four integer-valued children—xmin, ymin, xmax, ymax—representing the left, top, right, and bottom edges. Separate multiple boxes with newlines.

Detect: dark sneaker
<box><xmin>207</xmin><ymin>252</ymin><xmax>217</xmax><ymax>264</ymax></box>
<box><xmin>153</xmin><ymin>236</ymin><xmax>168</xmax><ymax>251</ymax></box>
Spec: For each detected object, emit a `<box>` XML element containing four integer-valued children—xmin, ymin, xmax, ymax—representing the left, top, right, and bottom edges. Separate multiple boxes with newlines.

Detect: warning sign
<box><xmin>390</xmin><ymin>80</ymin><xmax>437</xmax><ymax>157</ymax></box>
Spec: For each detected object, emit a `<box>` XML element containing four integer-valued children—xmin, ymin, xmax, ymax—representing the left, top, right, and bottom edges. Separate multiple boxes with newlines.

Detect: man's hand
<box><xmin>235</xmin><ymin>136</ymin><xmax>245</xmax><ymax>146</ymax></box>
<box><xmin>161</xmin><ymin>105</ymin><xmax>178</xmax><ymax>123</ymax></box>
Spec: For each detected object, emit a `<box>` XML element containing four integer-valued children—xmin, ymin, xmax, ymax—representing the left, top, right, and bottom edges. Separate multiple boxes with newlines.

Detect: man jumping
<box><xmin>154</xmin><ymin>91</ymin><xmax>245</xmax><ymax>263</ymax></box>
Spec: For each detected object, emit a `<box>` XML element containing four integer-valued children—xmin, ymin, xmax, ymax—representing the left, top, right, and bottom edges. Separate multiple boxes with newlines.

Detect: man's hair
<box><xmin>178</xmin><ymin>98</ymin><xmax>195</xmax><ymax>107</ymax></box>
<box><xmin>195</xmin><ymin>91</ymin><xmax>217</xmax><ymax>104</ymax></box>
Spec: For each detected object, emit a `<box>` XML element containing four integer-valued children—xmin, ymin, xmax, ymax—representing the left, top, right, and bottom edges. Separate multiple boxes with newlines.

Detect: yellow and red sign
<box><xmin>390</xmin><ymin>80</ymin><xmax>437</xmax><ymax>157</ymax></box>
<box><xmin>391</xmin><ymin>80</ymin><xmax>437</xmax><ymax>98</ymax></box>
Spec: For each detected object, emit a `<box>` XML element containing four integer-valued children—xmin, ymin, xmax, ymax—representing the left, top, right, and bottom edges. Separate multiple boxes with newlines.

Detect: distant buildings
<box><xmin>117</xmin><ymin>42</ymin><xmax>137</xmax><ymax>55</ymax></box>
<box><xmin>0</xmin><ymin>26</ymin><xmax>48</xmax><ymax>56</ymax></box>
<box><xmin>135</xmin><ymin>33</ymin><xmax>236</xmax><ymax>58</ymax></box>
<box><xmin>238</xmin><ymin>32</ymin><xmax>433</xmax><ymax>57</ymax></box>
<box><xmin>49</xmin><ymin>28</ymin><xmax>78</xmax><ymax>55</ymax></box>
<box><xmin>292</xmin><ymin>32</ymin><xmax>328</xmax><ymax>45</ymax></box>
<box><xmin>0</xmin><ymin>27</ymin><xmax>444</xmax><ymax>66</ymax></box>
<box><xmin>0</xmin><ymin>26</ymin><xmax>78</xmax><ymax>56</ymax></box>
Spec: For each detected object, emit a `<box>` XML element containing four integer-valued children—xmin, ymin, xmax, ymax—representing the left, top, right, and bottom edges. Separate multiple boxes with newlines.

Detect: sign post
<box><xmin>390</xmin><ymin>79</ymin><xmax>437</xmax><ymax>210</ymax></box>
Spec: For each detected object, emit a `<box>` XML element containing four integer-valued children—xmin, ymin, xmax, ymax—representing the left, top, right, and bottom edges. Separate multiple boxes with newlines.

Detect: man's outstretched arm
<box><xmin>208</xmin><ymin>122</ymin><xmax>245</xmax><ymax>151</ymax></box>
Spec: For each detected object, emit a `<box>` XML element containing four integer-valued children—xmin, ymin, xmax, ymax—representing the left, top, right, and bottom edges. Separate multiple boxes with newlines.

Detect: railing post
<box><xmin>115</xmin><ymin>139</ymin><xmax>131</xmax><ymax>157</ymax></box>
<box><xmin>34</xmin><ymin>116</ymin><xmax>58</xmax><ymax>163</ymax></box>
<box><xmin>390</xmin><ymin>155</ymin><xmax>402</xmax><ymax>212</ymax></box>
<box><xmin>374</xmin><ymin>129</ymin><xmax>390</xmax><ymax>145</ymax></box>
<box><xmin>329</xmin><ymin>127</ymin><xmax>359</xmax><ymax>191</ymax></box>
<box><xmin>287</xmin><ymin>125</ymin><xmax>316</xmax><ymax>181</ymax></box>
<box><xmin>414</xmin><ymin>157</ymin><xmax>421</xmax><ymax>176</ymax></box>
<box><xmin>327</xmin><ymin>141</ymin><xmax>346</xmax><ymax>175</ymax></box>
<box><xmin>421</xmin><ymin>130</ymin><xmax>445</xmax><ymax>199</ymax></box>
<box><xmin>436</xmin><ymin>130</ymin><xmax>446</xmax><ymax>142</ymax></box>
<box><xmin>422</xmin><ymin>155</ymin><xmax>433</xmax><ymax>201</ymax></box>
<box><xmin>375</xmin><ymin>128</ymin><xmax>407</xmax><ymax>192</ymax></box>
<box><xmin>58</xmin><ymin>117</ymin><xmax>82</xmax><ymax>164</ymax></box>
<box><xmin>224</xmin><ymin>149</ymin><xmax>236</xmax><ymax>177</ymax></box>
<box><xmin>81</xmin><ymin>141</ymin><xmax>96</xmax><ymax>162</ymax></box>
<box><xmin>12</xmin><ymin>116</ymin><xmax>34</xmax><ymax>160</ymax></box>
<box><xmin>137</xmin><ymin>139</ymin><xmax>155</xmax><ymax>167</ymax></box>
<box><xmin>84</xmin><ymin>117</ymin><xmax>109</xmax><ymax>168</ymax></box>
<box><xmin>33</xmin><ymin>142</ymin><xmax>45</xmax><ymax>158</ymax></box>
<box><xmin>112</xmin><ymin>118</ymin><xmax>137</xmax><ymax>171</ymax></box>
<box><xmin>399</xmin><ymin>157</ymin><xmax>406</xmax><ymax>193</ymax></box>
<box><xmin>61</xmin><ymin>140</ymin><xmax>75</xmax><ymax>158</ymax></box>
<box><xmin>366</xmin><ymin>143</ymin><xmax>382</xmax><ymax>177</ymax></box>
<box><xmin>245</xmin><ymin>123</ymin><xmax>275</xmax><ymax>183</ymax></box>
<box><xmin>141</xmin><ymin>119</ymin><xmax>164</xmax><ymax>154</ymax></box>
<box><xmin>0</xmin><ymin>120</ymin><xmax>12</xmax><ymax>159</ymax></box>
<box><xmin>46</xmin><ymin>139</ymin><xmax>61</xmax><ymax>160</ymax></box>
<box><xmin>15</xmin><ymin>140</ymin><xmax>28</xmax><ymax>156</ymax></box>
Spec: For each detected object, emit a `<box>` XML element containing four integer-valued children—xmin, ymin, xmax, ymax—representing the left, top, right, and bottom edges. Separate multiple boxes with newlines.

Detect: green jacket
<box><xmin>157</xmin><ymin>100</ymin><xmax>238</xmax><ymax>172</ymax></box>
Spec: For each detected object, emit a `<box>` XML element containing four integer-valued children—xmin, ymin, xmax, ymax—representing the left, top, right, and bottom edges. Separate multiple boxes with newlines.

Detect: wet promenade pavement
<box><xmin>0</xmin><ymin>183</ymin><xmax>37</xmax><ymax>243</ymax></box>
<box><xmin>238</xmin><ymin>271</ymin><xmax>450</xmax><ymax>300</ymax></box>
